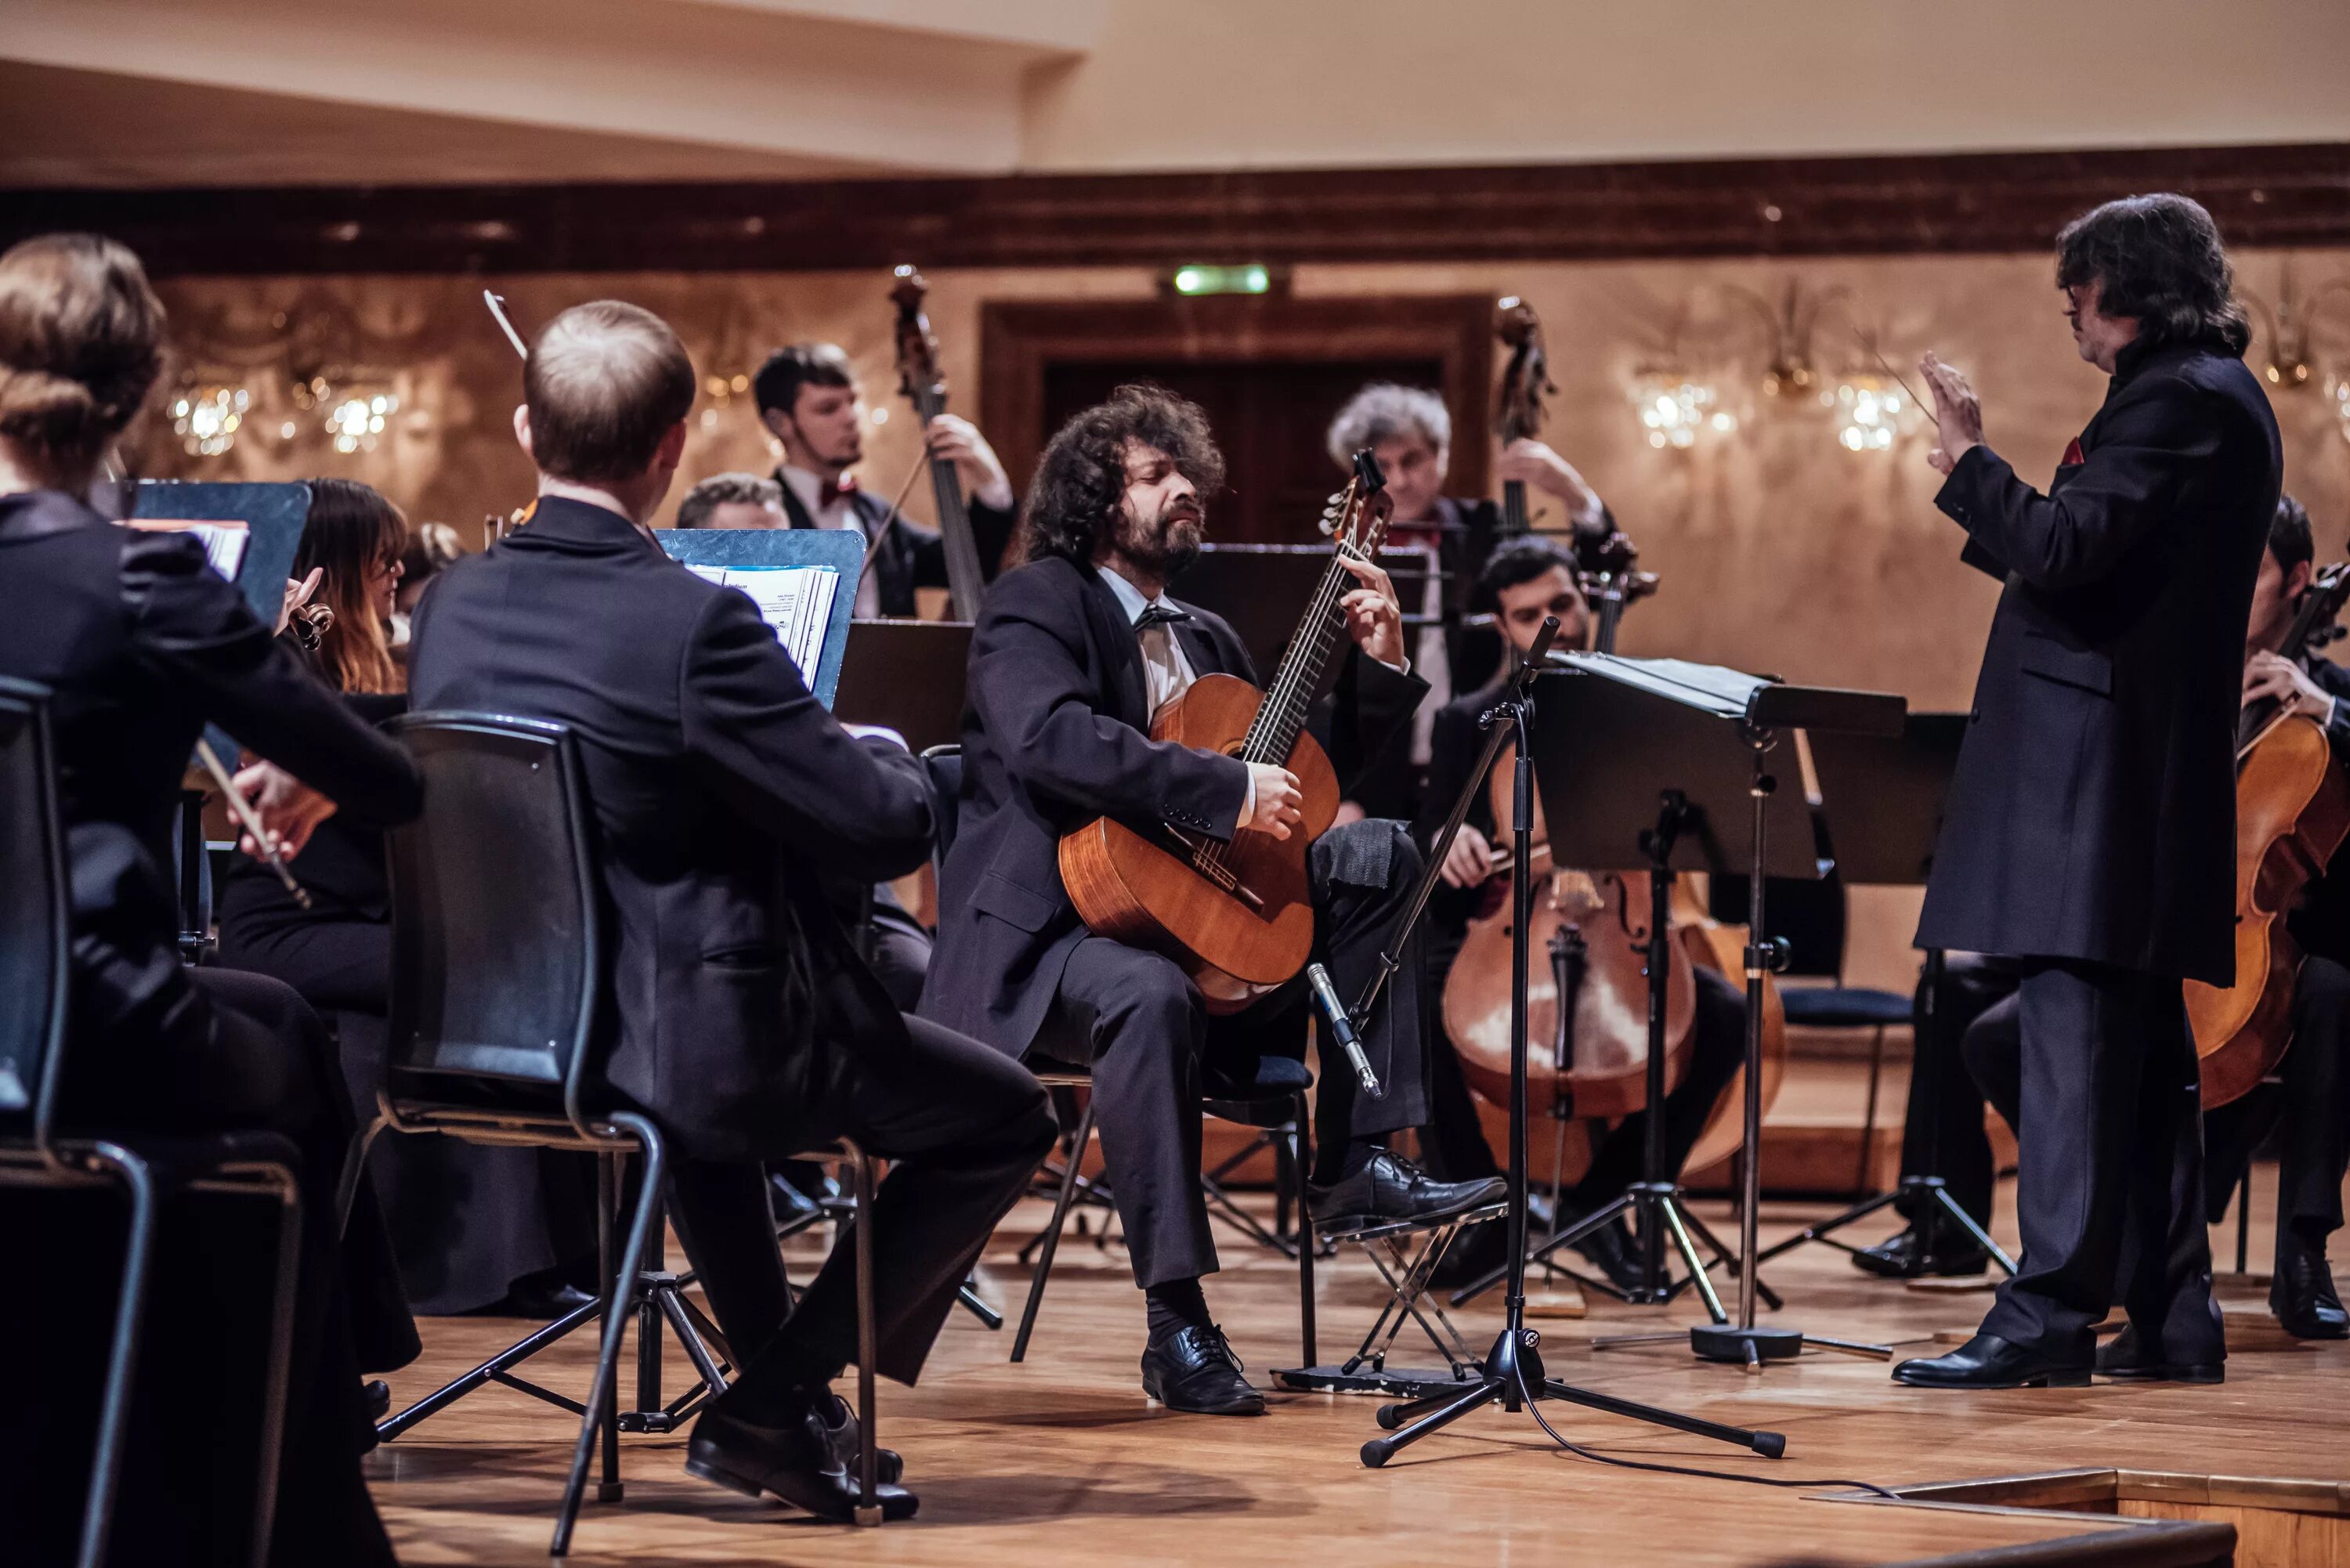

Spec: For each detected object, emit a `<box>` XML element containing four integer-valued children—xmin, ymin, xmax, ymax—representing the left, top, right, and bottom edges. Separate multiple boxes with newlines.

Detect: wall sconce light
<box><xmin>169</xmin><ymin>382</ymin><xmax>251</xmax><ymax>457</ymax></box>
<box><xmin>2332</xmin><ymin>377</ymin><xmax>2350</xmax><ymax>446</ymax></box>
<box><xmin>2243</xmin><ymin>264</ymin><xmax>2350</xmax><ymax>392</ymax></box>
<box><xmin>1629</xmin><ymin>367</ymin><xmax>1737</xmax><ymax>449</ymax></box>
<box><xmin>1828</xmin><ymin>376</ymin><xmax>1908</xmax><ymax>453</ymax></box>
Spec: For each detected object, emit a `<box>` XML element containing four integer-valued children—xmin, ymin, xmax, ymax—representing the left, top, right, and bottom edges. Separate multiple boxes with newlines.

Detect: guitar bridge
<box><xmin>1162</xmin><ymin>828</ymin><xmax>1267</xmax><ymax>911</ymax></box>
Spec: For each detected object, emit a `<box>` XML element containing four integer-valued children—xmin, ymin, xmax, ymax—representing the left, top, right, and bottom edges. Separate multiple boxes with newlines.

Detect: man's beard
<box><xmin>1116</xmin><ymin>500</ymin><xmax>1205</xmax><ymax>576</ymax></box>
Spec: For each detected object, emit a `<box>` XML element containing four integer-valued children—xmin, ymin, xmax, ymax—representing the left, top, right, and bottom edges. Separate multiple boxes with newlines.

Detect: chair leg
<box><xmin>331</xmin><ymin>1114</ymin><xmax>386</xmax><ymax>1242</ymax></box>
<box><xmin>1854</xmin><ymin>1024</ymin><xmax>1887</xmax><ymax>1200</ymax></box>
<box><xmin>1011</xmin><ymin>1094</ymin><xmax>1095</xmax><ymax>1364</ymax></box>
<box><xmin>1293</xmin><ymin>1091</ymin><xmax>1317</xmax><ymax>1369</ymax></box>
<box><xmin>75</xmin><ymin>1146</ymin><xmax>158</xmax><ymax>1568</ymax></box>
<box><xmin>552</xmin><ymin>1121</ymin><xmax>667</xmax><ymax>1559</ymax></box>
<box><xmin>243</xmin><ymin>1162</ymin><xmax>305</xmax><ymax>1568</ymax></box>
<box><xmin>846</xmin><ymin>1143</ymin><xmax>882</xmax><ymax>1526</ymax></box>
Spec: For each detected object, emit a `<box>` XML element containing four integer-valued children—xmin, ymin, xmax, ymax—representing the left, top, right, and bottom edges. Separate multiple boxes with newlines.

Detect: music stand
<box><xmin>834</xmin><ymin>620</ymin><xmax>971</xmax><ymax>753</ymax></box>
<box><xmin>654</xmin><ymin>528</ymin><xmax>863</xmax><ymax>706</ymax></box>
<box><xmin>1528</xmin><ymin>654</ymin><xmax>1903</xmax><ymax>1368</ymax></box>
<box><xmin>1753</xmin><ymin>714</ymin><xmax>2017</xmax><ymax>1277</ymax></box>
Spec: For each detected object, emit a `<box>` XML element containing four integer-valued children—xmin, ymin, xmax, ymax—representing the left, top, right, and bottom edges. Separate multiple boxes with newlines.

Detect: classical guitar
<box><xmin>889</xmin><ymin>265</ymin><xmax>989</xmax><ymax>620</ymax></box>
<box><xmin>1058</xmin><ymin>450</ymin><xmax>1395</xmax><ymax>1010</ymax></box>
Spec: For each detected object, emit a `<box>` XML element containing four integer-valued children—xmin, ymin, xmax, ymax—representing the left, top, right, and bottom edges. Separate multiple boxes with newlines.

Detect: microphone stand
<box><xmin>1358</xmin><ymin>619</ymin><xmax>1781</xmax><ymax>1469</ymax></box>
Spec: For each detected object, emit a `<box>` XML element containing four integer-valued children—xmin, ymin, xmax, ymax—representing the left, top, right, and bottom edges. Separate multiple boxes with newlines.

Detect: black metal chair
<box><xmin>345</xmin><ymin>712</ymin><xmax>887</xmax><ymax>1552</ymax></box>
<box><xmin>916</xmin><ymin>746</ymin><xmax>1318</xmax><ymax>1368</ymax></box>
<box><xmin>0</xmin><ymin>677</ymin><xmax>302</xmax><ymax>1568</ymax></box>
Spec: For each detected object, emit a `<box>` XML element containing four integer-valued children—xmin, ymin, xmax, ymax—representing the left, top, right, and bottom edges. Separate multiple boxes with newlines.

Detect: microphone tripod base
<box><xmin>1690</xmin><ymin>1323</ymin><xmax>1803</xmax><ymax>1370</ymax></box>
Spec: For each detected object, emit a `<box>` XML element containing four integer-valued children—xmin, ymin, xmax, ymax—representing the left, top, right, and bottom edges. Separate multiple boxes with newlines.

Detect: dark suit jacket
<box><xmin>407</xmin><ymin>496</ymin><xmax>935</xmax><ymax>1161</ymax></box>
<box><xmin>774</xmin><ymin>468</ymin><xmax>1015</xmax><ymax>620</ymax></box>
<box><xmin>1916</xmin><ymin>334</ymin><xmax>2283</xmax><ymax>984</ymax></box>
<box><xmin>919</xmin><ymin>555</ymin><xmax>1426</xmax><ymax>1057</ymax></box>
<box><xmin>0</xmin><ymin>488</ymin><xmax>421</xmax><ymax>1064</ymax></box>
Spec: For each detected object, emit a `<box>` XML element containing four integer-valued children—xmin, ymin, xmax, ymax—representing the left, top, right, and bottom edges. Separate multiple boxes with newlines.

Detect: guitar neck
<box><xmin>913</xmin><ymin>390</ymin><xmax>986</xmax><ymax>620</ymax></box>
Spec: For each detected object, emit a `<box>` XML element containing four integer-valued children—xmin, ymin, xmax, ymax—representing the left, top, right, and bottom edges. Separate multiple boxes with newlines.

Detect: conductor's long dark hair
<box><xmin>1020</xmin><ymin>383</ymin><xmax>1227</xmax><ymax>565</ymax></box>
<box><xmin>2055</xmin><ymin>193</ymin><xmax>2252</xmax><ymax>357</ymax></box>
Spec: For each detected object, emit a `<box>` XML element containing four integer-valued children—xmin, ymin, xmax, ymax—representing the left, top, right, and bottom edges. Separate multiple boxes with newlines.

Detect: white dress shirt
<box><xmin>781</xmin><ymin>464</ymin><xmax>883</xmax><ymax>619</ymax></box>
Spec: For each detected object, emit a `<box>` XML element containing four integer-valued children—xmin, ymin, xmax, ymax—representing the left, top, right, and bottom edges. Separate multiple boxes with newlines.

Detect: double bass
<box><xmin>1058</xmin><ymin>450</ymin><xmax>1395</xmax><ymax>1009</ymax></box>
<box><xmin>2188</xmin><ymin>562</ymin><xmax>2350</xmax><ymax>1105</ymax></box>
<box><xmin>888</xmin><ymin>265</ymin><xmax>990</xmax><ymax>620</ymax></box>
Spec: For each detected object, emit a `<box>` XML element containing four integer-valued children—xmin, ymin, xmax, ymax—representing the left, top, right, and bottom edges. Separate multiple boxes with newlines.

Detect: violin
<box><xmin>888</xmin><ymin>266</ymin><xmax>989</xmax><ymax>621</ymax></box>
<box><xmin>2188</xmin><ymin>562</ymin><xmax>2350</xmax><ymax>1105</ymax></box>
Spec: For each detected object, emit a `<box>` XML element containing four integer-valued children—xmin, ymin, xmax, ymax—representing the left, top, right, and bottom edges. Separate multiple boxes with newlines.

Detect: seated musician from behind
<box><xmin>922</xmin><ymin>385</ymin><xmax>1504</xmax><ymax>1415</ymax></box>
<box><xmin>1324</xmin><ymin>382</ymin><xmax>1612</xmax><ymax>818</ymax></box>
<box><xmin>754</xmin><ymin>341</ymin><xmax>1018</xmax><ymax>616</ymax></box>
<box><xmin>1412</xmin><ymin>535</ymin><xmax>1747</xmax><ymax>1290</ymax></box>
<box><xmin>1965</xmin><ymin>494</ymin><xmax>2350</xmax><ymax>1348</ymax></box>
<box><xmin>409</xmin><ymin>300</ymin><xmax>1054</xmax><ymax>1520</ymax></box>
<box><xmin>218</xmin><ymin>477</ymin><xmax>598</xmax><ymax>1319</ymax></box>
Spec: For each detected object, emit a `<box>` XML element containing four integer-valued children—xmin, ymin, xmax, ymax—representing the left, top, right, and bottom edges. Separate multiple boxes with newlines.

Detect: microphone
<box><xmin>1307</xmin><ymin>962</ymin><xmax>1383</xmax><ymax>1099</ymax></box>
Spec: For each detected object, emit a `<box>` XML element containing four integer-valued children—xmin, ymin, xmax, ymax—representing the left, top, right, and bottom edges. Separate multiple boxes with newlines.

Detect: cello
<box><xmin>2188</xmin><ymin>562</ymin><xmax>2350</xmax><ymax>1105</ymax></box>
<box><xmin>888</xmin><ymin>266</ymin><xmax>990</xmax><ymax>620</ymax></box>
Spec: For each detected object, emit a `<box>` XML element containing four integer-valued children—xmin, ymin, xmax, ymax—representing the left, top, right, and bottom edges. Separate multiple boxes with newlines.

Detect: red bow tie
<box><xmin>819</xmin><ymin>473</ymin><xmax>859</xmax><ymax>508</ymax></box>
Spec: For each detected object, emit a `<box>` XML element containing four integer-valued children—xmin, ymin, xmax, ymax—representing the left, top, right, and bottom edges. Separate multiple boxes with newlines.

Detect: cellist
<box><xmin>1411</xmin><ymin>533</ymin><xmax>1748</xmax><ymax>1291</ymax></box>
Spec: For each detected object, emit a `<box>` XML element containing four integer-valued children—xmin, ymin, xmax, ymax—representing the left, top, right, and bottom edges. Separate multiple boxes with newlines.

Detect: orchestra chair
<box><xmin>1713</xmin><ymin>856</ymin><xmax>1912</xmax><ymax>1198</ymax></box>
<box><xmin>916</xmin><ymin>746</ymin><xmax>1318</xmax><ymax>1367</ymax></box>
<box><xmin>0</xmin><ymin>677</ymin><xmax>302</xmax><ymax>1568</ymax></box>
<box><xmin>341</xmin><ymin>713</ymin><xmax>888</xmax><ymax>1550</ymax></box>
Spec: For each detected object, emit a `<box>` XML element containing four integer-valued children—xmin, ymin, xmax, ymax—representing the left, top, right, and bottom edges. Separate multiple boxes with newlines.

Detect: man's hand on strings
<box><xmin>1439</xmin><ymin>822</ymin><xmax>1495</xmax><ymax>889</ymax></box>
<box><xmin>1240</xmin><ymin>763</ymin><xmax>1304</xmax><ymax>840</ymax></box>
<box><xmin>1336</xmin><ymin>553</ymin><xmax>1406</xmax><ymax>669</ymax></box>
<box><xmin>924</xmin><ymin>414</ymin><xmax>1014</xmax><ymax>510</ymax></box>
<box><xmin>2244</xmin><ymin>650</ymin><xmax>2335</xmax><ymax>724</ymax></box>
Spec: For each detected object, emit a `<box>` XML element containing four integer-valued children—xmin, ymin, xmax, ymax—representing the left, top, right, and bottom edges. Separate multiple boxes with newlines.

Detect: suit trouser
<box><xmin>665</xmin><ymin>1013</ymin><xmax>1054</xmax><ymax>1388</ymax></box>
<box><xmin>1893</xmin><ymin>953</ymin><xmax>2022</xmax><ymax>1230</ymax></box>
<box><xmin>1961</xmin><ymin>960</ymin><xmax>2222</xmax><ymax>1362</ymax></box>
<box><xmin>2202</xmin><ymin>952</ymin><xmax>2350</xmax><ymax>1257</ymax></box>
<box><xmin>1038</xmin><ymin>819</ymin><xmax>1434</xmax><ymax>1289</ymax></box>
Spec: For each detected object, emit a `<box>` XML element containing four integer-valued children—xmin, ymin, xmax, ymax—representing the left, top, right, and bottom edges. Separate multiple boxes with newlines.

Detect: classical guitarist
<box><xmin>922</xmin><ymin>385</ymin><xmax>1504</xmax><ymax>1415</ymax></box>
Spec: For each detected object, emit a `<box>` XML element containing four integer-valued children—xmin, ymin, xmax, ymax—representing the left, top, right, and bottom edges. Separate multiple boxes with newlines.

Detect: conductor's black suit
<box><xmin>1919</xmin><ymin>333</ymin><xmax>2282</xmax><ymax>1364</ymax></box>
<box><xmin>408</xmin><ymin>495</ymin><xmax>1050</xmax><ymax>1387</ymax></box>
<box><xmin>920</xmin><ymin>554</ymin><xmax>1430</xmax><ymax>1286</ymax></box>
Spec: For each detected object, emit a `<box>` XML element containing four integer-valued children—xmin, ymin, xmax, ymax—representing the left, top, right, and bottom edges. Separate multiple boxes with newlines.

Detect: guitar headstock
<box><xmin>1318</xmin><ymin>447</ymin><xmax>1394</xmax><ymax>557</ymax></box>
<box><xmin>1495</xmin><ymin>294</ymin><xmax>1554</xmax><ymax>447</ymax></box>
<box><xmin>890</xmin><ymin>264</ymin><xmax>947</xmax><ymax>405</ymax></box>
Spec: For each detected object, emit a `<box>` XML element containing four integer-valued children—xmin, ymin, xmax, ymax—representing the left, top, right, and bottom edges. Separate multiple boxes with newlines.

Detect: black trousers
<box><xmin>2202</xmin><ymin>952</ymin><xmax>2350</xmax><ymax>1259</ymax></box>
<box><xmin>218</xmin><ymin>912</ymin><xmax>601</xmax><ymax>1315</ymax></box>
<box><xmin>666</xmin><ymin>1013</ymin><xmax>1053</xmax><ymax>1388</ymax></box>
<box><xmin>1037</xmin><ymin>819</ymin><xmax>1433</xmax><ymax>1289</ymax></box>
<box><xmin>2</xmin><ymin>966</ymin><xmax>415</xmax><ymax>1567</ymax></box>
<box><xmin>1893</xmin><ymin>953</ymin><xmax>2023</xmax><ymax>1229</ymax></box>
<box><xmin>1961</xmin><ymin>960</ymin><xmax>2221</xmax><ymax>1363</ymax></box>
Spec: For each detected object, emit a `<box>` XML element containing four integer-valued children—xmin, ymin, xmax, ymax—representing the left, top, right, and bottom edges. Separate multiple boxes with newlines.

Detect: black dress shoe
<box><xmin>459</xmin><ymin>1277</ymin><xmax>600</xmax><ymax>1320</ymax></box>
<box><xmin>685</xmin><ymin>1394</ymin><xmax>918</xmax><ymax>1522</ymax></box>
<box><xmin>1429</xmin><ymin>1214</ymin><xmax>1512</xmax><ymax>1290</ymax></box>
<box><xmin>1892</xmin><ymin>1332</ymin><xmax>2090</xmax><ymax>1389</ymax></box>
<box><xmin>2272</xmin><ymin>1241</ymin><xmax>2350</xmax><ymax>1341</ymax></box>
<box><xmin>2095</xmin><ymin>1324</ymin><xmax>2224</xmax><ymax>1383</ymax></box>
<box><xmin>362</xmin><ymin>1379</ymin><xmax>392</xmax><ymax>1422</ymax></box>
<box><xmin>1568</xmin><ymin>1214</ymin><xmax>1649</xmax><ymax>1295</ymax></box>
<box><xmin>1308</xmin><ymin>1151</ymin><xmax>1506</xmax><ymax>1232</ymax></box>
<box><xmin>1140</xmin><ymin>1324</ymin><xmax>1264</xmax><ymax>1416</ymax></box>
<box><xmin>1851</xmin><ymin>1224</ymin><xmax>1991</xmax><ymax>1280</ymax></box>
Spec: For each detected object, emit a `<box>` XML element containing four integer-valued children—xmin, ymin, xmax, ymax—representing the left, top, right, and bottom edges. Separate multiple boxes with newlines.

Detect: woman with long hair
<box><xmin>221</xmin><ymin>481</ymin><xmax>595</xmax><ymax>1321</ymax></box>
<box><xmin>0</xmin><ymin>232</ymin><xmax>419</xmax><ymax>1566</ymax></box>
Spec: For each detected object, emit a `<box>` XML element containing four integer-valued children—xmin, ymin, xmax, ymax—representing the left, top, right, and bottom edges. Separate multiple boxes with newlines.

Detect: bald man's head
<box><xmin>522</xmin><ymin>300</ymin><xmax>696</xmax><ymax>485</ymax></box>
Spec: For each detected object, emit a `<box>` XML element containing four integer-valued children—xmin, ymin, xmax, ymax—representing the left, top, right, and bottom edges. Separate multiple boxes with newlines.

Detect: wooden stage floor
<box><xmin>371</xmin><ymin>1174</ymin><xmax>2350</xmax><ymax>1566</ymax></box>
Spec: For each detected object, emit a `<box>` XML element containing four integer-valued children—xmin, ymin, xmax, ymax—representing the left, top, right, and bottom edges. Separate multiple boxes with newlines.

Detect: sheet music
<box><xmin>686</xmin><ymin>564</ymin><xmax>840</xmax><ymax>681</ymax></box>
<box><xmin>124</xmin><ymin>518</ymin><xmax>250</xmax><ymax>582</ymax></box>
<box><xmin>1562</xmin><ymin>652</ymin><xmax>1770</xmax><ymax>718</ymax></box>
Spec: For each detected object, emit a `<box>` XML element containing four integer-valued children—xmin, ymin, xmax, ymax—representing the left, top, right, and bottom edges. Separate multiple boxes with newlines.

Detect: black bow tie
<box><xmin>1135</xmin><ymin>604</ymin><xmax>1193</xmax><ymax>630</ymax></box>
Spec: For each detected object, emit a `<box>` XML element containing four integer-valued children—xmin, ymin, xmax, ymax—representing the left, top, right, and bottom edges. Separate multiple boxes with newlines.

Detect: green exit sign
<box><xmin>1170</xmin><ymin>264</ymin><xmax>1272</xmax><ymax>296</ymax></box>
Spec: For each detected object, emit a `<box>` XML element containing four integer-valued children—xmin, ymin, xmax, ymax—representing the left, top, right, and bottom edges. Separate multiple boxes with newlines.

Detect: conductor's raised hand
<box><xmin>1336</xmin><ymin>552</ymin><xmax>1406</xmax><ymax>668</ymax></box>
<box><xmin>1919</xmin><ymin>352</ymin><xmax>1983</xmax><ymax>476</ymax></box>
<box><xmin>1240</xmin><ymin>762</ymin><xmax>1305</xmax><ymax>840</ymax></box>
